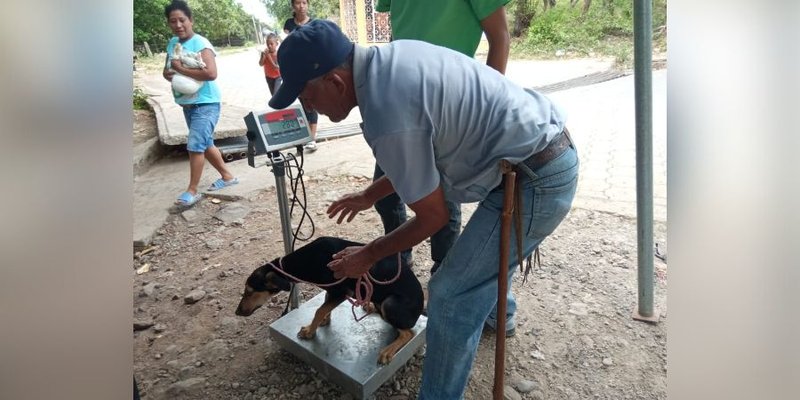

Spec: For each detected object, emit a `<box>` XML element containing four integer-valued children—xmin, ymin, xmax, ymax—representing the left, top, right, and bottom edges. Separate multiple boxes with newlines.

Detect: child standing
<box><xmin>259</xmin><ymin>33</ymin><xmax>281</xmax><ymax>96</ymax></box>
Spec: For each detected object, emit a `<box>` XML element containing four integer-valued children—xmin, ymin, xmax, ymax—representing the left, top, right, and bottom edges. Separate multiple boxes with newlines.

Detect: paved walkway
<box><xmin>133</xmin><ymin>47</ymin><xmax>666</xmax><ymax>247</ymax></box>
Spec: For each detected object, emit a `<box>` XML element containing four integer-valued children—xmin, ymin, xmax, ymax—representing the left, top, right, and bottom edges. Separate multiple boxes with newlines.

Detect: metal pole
<box><xmin>252</xmin><ymin>15</ymin><xmax>261</xmax><ymax>44</ymax></box>
<box><xmin>633</xmin><ymin>0</ymin><xmax>657</xmax><ymax>322</ymax></box>
<box><xmin>270</xmin><ymin>151</ymin><xmax>300</xmax><ymax>310</ymax></box>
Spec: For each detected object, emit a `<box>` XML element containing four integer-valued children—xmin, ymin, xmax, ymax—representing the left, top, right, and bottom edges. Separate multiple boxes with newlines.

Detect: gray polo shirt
<box><xmin>353</xmin><ymin>40</ymin><xmax>566</xmax><ymax>204</ymax></box>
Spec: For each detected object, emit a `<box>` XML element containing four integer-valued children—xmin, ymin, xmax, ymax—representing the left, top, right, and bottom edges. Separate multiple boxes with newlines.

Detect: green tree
<box><xmin>262</xmin><ymin>0</ymin><xmax>340</xmax><ymax>31</ymax></box>
<box><xmin>192</xmin><ymin>0</ymin><xmax>248</xmax><ymax>41</ymax></box>
<box><xmin>134</xmin><ymin>0</ymin><xmax>172</xmax><ymax>50</ymax></box>
<box><xmin>135</xmin><ymin>0</ymin><xmax>260</xmax><ymax>50</ymax></box>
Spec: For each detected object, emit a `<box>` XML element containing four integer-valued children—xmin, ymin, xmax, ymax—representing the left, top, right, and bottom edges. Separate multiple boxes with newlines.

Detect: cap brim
<box><xmin>268</xmin><ymin>80</ymin><xmax>303</xmax><ymax>109</ymax></box>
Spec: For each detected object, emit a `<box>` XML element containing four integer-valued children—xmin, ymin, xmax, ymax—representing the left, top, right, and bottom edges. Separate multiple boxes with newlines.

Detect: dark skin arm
<box><xmin>326</xmin><ymin>175</ymin><xmax>396</xmax><ymax>224</ymax></box>
<box><xmin>166</xmin><ymin>48</ymin><xmax>218</xmax><ymax>81</ymax></box>
<box><xmin>163</xmin><ymin>53</ymin><xmax>175</xmax><ymax>81</ymax></box>
<box><xmin>327</xmin><ymin>185</ymin><xmax>449</xmax><ymax>279</ymax></box>
<box><xmin>481</xmin><ymin>6</ymin><xmax>510</xmax><ymax>74</ymax></box>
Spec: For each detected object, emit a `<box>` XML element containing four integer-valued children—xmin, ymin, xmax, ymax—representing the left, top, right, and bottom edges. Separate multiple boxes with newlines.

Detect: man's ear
<box><xmin>325</xmin><ymin>71</ymin><xmax>348</xmax><ymax>96</ymax></box>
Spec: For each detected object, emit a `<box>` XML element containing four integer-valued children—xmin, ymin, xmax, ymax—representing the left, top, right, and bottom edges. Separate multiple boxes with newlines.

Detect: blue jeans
<box><xmin>373</xmin><ymin>164</ymin><xmax>462</xmax><ymax>267</ymax></box>
<box><xmin>418</xmin><ymin>146</ymin><xmax>579</xmax><ymax>400</ymax></box>
<box><xmin>181</xmin><ymin>103</ymin><xmax>220</xmax><ymax>153</ymax></box>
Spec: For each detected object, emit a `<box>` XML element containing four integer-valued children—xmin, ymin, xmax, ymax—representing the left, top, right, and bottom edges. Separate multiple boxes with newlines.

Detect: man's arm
<box><xmin>481</xmin><ymin>6</ymin><xmax>510</xmax><ymax>74</ymax></box>
<box><xmin>327</xmin><ymin>186</ymin><xmax>450</xmax><ymax>278</ymax></box>
<box><xmin>327</xmin><ymin>175</ymin><xmax>397</xmax><ymax>224</ymax></box>
<box><xmin>364</xmin><ymin>186</ymin><xmax>450</xmax><ymax>263</ymax></box>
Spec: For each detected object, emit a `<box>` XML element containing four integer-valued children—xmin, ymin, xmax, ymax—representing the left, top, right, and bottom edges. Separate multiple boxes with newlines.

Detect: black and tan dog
<box><xmin>235</xmin><ymin>236</ymin><xmax>424</xmax><ymax>364</ymax></box>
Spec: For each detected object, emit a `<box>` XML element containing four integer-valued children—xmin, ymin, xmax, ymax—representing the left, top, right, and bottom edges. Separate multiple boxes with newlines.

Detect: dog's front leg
<box><xmin>298</xmin><ymin>299</ymin><xmax>343</xmax><ymax>339</ymax></box>
<box><xmin>378</xmin><ymin>329</ymin><xmax>414</xmax><ymax>364</ymax></box>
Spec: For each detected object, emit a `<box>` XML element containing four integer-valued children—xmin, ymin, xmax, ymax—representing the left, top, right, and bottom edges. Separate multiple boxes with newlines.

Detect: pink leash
<box><xmin>267</xmin><ymin>253</ymin><xmax>403</xmax><ymax>321</ymax></box>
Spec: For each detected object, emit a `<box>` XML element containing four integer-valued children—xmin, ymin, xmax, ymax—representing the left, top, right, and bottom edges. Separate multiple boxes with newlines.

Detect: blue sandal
<box><xmin>208</xmin><ymin>177</ymin><xmax>239</xmax><ymax>191</ymax></box>
<box><xmin>175</xmin><ymin>191</ymin><xmax>203</xmax><ymax>207</ymax></box>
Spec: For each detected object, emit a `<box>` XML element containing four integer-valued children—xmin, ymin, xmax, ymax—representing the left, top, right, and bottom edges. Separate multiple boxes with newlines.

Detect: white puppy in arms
<box><xmin>170</xmin><ymin>43</ymin><xmax>205</xmax><ymax>95</ymax></box>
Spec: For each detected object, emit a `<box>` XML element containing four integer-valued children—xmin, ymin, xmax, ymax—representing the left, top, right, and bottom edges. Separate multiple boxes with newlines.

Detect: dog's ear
<box><xmin>266</xmin><ymin>272</ymin><xmax>291</xmax><ymax>292</ymax></box>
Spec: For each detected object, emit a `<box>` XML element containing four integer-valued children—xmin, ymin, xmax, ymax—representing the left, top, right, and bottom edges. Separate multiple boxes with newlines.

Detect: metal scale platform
<box><xmin>244</xmin><ymin>106</ymin><xmax>427</xmax><ymax>399</ymax></box>
<box><xmin>269</xmin><ymin>292</ymin><xmax>427</xmax><ymax>399</ymax></box>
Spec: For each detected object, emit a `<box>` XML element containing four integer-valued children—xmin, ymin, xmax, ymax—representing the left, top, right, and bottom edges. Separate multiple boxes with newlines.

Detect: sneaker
<box><xmin>483</xmin><ymin>321</ymin><xmax>516</xmax><ymax>338</ymax></box>
<box><xmin>303</xmin><ymin>140</ymin><xmax>318</xmax><ymax>152</ymax></box>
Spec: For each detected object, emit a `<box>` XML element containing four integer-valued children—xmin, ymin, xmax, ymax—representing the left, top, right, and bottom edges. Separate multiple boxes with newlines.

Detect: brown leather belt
<box><xmin>522</xmin><ymin>127</ymin><xmax>575</xmax><ymax>171</ymax></box>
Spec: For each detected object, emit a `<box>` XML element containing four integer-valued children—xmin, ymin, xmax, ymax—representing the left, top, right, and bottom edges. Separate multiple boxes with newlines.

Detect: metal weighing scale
<box><xmin>244</xmin><ymin>106</ymin><xmax>427</xmax><ymax>399</ymax></box>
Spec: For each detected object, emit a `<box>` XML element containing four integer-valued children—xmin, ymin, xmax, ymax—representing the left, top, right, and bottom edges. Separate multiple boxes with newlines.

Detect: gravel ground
<box><xmin>132</xmin><ymin>165</ymin><xmax>667</xmax><ymax>399</ymax></box>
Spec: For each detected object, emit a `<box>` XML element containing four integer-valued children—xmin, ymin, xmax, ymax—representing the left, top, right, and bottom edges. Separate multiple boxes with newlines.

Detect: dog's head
<box><xmin>234</xmin><ymin>260</ymin><xmax>292</xmax><ymax>316</ymax></box>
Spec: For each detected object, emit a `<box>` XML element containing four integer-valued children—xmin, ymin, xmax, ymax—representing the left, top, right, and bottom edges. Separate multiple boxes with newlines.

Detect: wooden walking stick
<box><xmin>493</xmin><ymin>160</ymin><xmax>516</xmax><ymax>400</ymax></box>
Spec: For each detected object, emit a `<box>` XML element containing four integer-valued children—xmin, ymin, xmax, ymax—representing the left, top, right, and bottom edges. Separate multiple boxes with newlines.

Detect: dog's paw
<box><xmin>297</xmin><ymin>326</ymin><xmax>316</xmax><ymax>339</ymax></box>
<box><xmin>377</xmin><ymin>348</ymin><xmax>396</xmax><ymax>365</ymax></box>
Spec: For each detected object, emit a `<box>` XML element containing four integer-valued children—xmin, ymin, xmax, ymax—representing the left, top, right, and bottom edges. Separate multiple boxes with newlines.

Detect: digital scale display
<box><xmin>244</xmin><ymin>105</ymin><xmax>312</xmax><ymax>157</ymax></box>
<box><xmin>260</xmin><ymin>109</ymin><xmax>307</xmax><ymax>140</ymax></box>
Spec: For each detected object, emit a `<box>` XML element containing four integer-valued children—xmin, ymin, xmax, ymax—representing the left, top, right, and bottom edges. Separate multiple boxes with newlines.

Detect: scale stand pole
<box><xmin>269</xmin><ymin>150</ymin><xmax>300</xmax><ymax>310</ymax></box>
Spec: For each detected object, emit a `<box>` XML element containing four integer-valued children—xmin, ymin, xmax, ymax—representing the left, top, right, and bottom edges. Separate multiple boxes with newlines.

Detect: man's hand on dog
<box><xmin>326</xmin><ymin>192</ymin><xmax>372</xmax><ymax>224</ymax></box>
<box><xmin>328</xmin><ymin>246</ymin><xmax>372</xmax><ymax>279</ymax></box>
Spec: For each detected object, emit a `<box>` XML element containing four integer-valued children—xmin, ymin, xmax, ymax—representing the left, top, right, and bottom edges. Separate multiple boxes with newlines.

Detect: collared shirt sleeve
<box><xmin>371</xmin><ymin>130</ymin><xmax>439</xmax><ymax>205</ymax></box>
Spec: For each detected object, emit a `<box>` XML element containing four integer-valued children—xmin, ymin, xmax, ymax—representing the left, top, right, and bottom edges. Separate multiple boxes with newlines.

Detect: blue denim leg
<box><xmin>419</xmin><ymin>147</ymin><xmax>578</xmax><ymax>400</ymax></box>
<box><xmin>373</xmin><ymin>163</ymin><xmax>412</xmax><ymax>266</ymax></box>
<box><xmin>182</xmin><ymin>103</ymin><xmax>220</xmax><ymax>153</ymax></box>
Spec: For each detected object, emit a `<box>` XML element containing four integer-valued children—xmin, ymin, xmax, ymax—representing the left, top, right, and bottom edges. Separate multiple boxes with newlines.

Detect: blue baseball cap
<box><xmin>268</xmin><ymin>20</ymin><xmax>354</xmax><ymax>109</ymax></box>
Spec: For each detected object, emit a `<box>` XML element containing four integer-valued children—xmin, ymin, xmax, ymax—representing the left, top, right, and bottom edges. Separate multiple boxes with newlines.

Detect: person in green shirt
<box><xmin>376</xmin><ymin>0</ymin><xmax>510</xmax><ymax>73</ymax></box>
<box><xmin>373</xmin><ymin>0</ymin><xmax>515</xmax><ymax>338</ymax></box>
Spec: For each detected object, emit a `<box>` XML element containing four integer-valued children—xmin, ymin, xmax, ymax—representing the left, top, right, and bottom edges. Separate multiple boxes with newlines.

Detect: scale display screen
<box><xmin>261</xmin><ymin>109</ymin><xmax>306</xmax><ymax>140</ymax></box>
<box><xmin>244</xmin><ymin>105</ymin><xmax>312</xmax><ymax>153</ymax></box>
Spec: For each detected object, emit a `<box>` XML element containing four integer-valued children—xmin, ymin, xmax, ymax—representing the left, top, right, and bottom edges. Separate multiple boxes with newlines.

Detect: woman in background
<box><xmin>282</xmin><ymin>0</ymin><xmax>319</xmax><ymax>152</ymax></box>
<box><xmin>163</xmin><ymin>0</ymin><xmax>238</xmax><ymax>207</ymax></box>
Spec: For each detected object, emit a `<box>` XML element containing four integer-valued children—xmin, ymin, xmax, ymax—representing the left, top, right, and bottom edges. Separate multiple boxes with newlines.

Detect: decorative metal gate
<box><xmin>338</xmin><ymin>0</ymin><xmax>392</xmax><ymax>44</ymax></box>
<box><xmin>365</xmin><ymin>0</ymin><xmax>391</xmax><ymax>43</ymax></box>
<box><xmin>340</xmin><ymin>0</ymin><xmax>358</xmax><ymax>41</ymax></box>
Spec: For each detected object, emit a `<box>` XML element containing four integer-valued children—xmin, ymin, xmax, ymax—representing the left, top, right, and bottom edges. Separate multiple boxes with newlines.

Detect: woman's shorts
<box><xmin>181</xmin><ymin>103</ymin><xmax>221</xmax><ymax>152</ymax></box>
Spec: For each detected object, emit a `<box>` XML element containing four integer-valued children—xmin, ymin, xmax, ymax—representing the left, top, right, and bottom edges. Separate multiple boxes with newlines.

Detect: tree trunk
<box><xmin>512</xmin><ymin>0</ymin><xmax>536</xmax><ymax>38</ymax></box>
<box><xmin>570</xmin><ymin>0</ymin><xmax>579</xmax><ymax>7</ymax></box>
<box><xmin>543</xmin><ymin>0</ymin><xmax>556</xmax><ymax>11</ymax></box>
<box><xmin>582</xmin><ymin>0</ymin><xmax>592</xmax><ymax>15</ymax></box>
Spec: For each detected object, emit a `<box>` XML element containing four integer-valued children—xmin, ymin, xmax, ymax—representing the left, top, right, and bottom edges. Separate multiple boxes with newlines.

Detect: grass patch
<box><xmin>133</xmin><ymin>87</ymin><xmax>150</xmax><ymax>110</ymax></box>
<box><xmin>510</xmin><ymin>0</ymin><xmax>667</xmax><ymax>68</ymax></box>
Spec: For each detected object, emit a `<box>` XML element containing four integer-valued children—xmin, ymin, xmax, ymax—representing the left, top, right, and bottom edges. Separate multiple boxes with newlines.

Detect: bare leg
<box><xmin>187</xmin><ymin>151</ymin><xmax>205</xmax><ymax>195</ymax></box>
<box><xmin>204</xmin><ymin>145</ymin><xmax>235</xmax><ymax>181</ymax></box>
